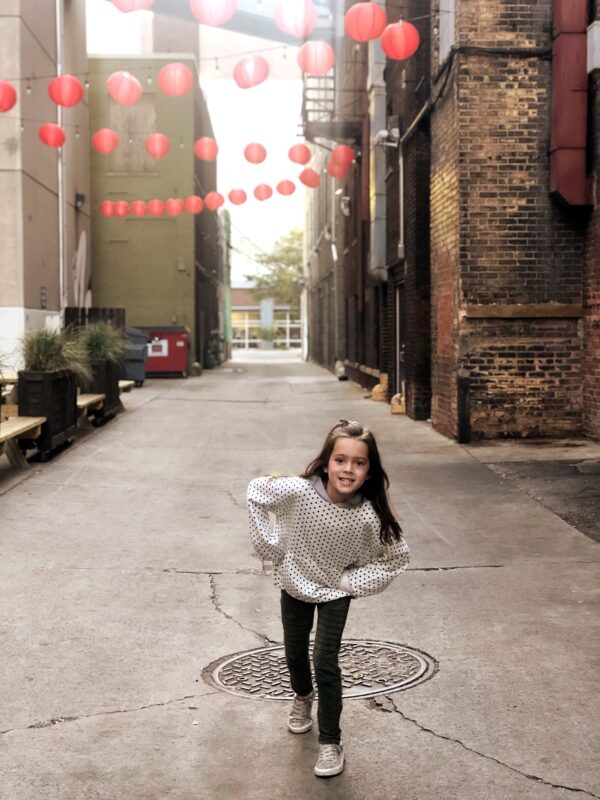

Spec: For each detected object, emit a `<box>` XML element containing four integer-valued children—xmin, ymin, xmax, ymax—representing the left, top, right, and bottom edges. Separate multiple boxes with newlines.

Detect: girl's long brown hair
<box><xmin>300</xmin><ymin>419</ymin><xmax>402</xmax><ymax>545</ymax></box>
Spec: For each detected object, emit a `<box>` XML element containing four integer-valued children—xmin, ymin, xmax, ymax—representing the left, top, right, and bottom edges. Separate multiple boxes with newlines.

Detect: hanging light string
<box><xmin>0</xmin><ymin>8</ymin><xmax>450</xmax><ymax>85</ymax></box>
<box><xmin>0</xmin><ymin>113</ymin><xmax>319</xmax><ymax>174</ymax></box>
<box><xmin>0</xmin><ymin>45</ymin><xmax>293</xmax><ymax>86</ymax></box>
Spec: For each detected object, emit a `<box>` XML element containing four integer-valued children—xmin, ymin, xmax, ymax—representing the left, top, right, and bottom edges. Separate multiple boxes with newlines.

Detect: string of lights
<box><xmin>0</xmin><ymin>45</ymin><xmax>291</xmax><ymax>85</ymax></box>
<box><xmin>0</xmin><ymin>9</ymin><xmax>452</xmax><ymax>84</ymax></box>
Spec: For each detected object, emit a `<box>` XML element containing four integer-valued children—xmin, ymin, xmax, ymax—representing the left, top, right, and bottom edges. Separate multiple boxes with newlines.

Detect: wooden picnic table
<box><xmin>0</xmin><ymin>415</ymin><xmax>46</xmax><ymax>468</ymax></box>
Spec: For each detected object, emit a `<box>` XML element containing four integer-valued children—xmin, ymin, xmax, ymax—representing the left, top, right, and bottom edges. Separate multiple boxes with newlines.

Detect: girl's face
<box><xmin>325</xmin><ymin>437</ymin><xmax>370</xmax><ymax>503</ymax></box>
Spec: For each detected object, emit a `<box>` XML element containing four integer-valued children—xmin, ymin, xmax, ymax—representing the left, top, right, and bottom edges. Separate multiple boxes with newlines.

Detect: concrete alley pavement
<box><xmin>1</xmin><ymin>352</ymin><xmax>599</xmax><ymax>800</ymax></box>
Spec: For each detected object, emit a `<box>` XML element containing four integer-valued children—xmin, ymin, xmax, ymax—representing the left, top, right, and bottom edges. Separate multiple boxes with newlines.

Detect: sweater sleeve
<box><xmin>341</xmin><ymin>534</ymin><xmax>410</xmax><ymax>598</ymax></box>
<box><xmin>247</xmin><ymin>476</ymin><xmax>295</xmax><ymax>564</ymax></box>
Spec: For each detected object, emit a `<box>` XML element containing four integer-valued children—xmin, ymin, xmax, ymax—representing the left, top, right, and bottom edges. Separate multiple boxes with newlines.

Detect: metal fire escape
<box><xmin>301</xmin><ymin>42</ymin><xmax>364</xmax><ymax>147</ymax></box>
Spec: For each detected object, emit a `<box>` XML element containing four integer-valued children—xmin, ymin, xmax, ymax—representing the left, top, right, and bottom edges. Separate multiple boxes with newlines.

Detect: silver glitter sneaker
<box><xmin>287</xmin><ymin>691</ymin><xmax>314</xmax><ymax>734</ymax></box>
<box><xmin>314</xmin><ymin>743</ymin><xmax>344</xmax><ymax>777</ymax></box>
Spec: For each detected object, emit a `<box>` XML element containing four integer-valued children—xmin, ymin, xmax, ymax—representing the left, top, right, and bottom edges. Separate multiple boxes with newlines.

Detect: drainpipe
<box><xmin>56</xmin><ymin>0</ymin><xmax>67</xmax><ymax>323</ymax></box>
<box><xmin>550</xmin><ymin>0</ymin><xmax>591</xmax><ymax>206</ymax></box>
<box><xmin>367</xmin><ymin>1</ymin><xmax>387</xmax><ymax>282</ymax></box>
<box><xmin>331</xmin><ymin>189</ymin><xmax>339</xmax><ymax>361</ymax></box>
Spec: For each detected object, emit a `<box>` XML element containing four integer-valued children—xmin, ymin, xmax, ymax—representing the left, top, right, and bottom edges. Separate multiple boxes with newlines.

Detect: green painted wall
<box><xmin>89</xmin><ymin>54</ymin><xmax>198</xmax><ymax>355</ymax></box>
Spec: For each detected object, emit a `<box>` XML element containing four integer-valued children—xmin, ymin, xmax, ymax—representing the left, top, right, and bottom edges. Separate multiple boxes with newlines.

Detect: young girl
<box><xmin>247</xmin><ymin>419</ymin><xmax>409</xmax><ymax>778</ymax></box>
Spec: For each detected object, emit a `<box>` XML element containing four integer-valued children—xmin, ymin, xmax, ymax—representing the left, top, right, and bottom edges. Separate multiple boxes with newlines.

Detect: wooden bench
<box><xmin>0</xmin><ymin>416</ymin><xmax>46</xmax><ymax>468</ymax></box>
<box><xmin>77</xmin><ymin>393</ymin><xmax>105</xmax><ymax>415</ymax></box>
<box><xmin>118</xmin><ymin>380</ymin><xmax>135</xmax><ymax>393</ymax></box>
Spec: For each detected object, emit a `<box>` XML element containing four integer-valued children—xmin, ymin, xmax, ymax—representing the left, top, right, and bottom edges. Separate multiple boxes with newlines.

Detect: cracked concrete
<box><xmin>1</xmin><ymin>351</ymin><xmax>599</xmax><ymax>799</ymax></box>
<box><xmin>366</xmin><ymin>695</ymin><xmax>600</xmax><ymax>799</ymax></box>
<box><xmin>1</xmin><ymin>694</ymin><xmax>202</xmax><ymax>735</ymax></box>
<box><xmin>209</xmin><ymin>573</ymin><xmax>279</xmax><ymax>646</ymax></box>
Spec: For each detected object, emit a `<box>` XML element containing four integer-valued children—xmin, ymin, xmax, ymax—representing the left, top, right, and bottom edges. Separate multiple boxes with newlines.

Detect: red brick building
<box><xmin>304</xmin><ymin>0</ymin><xmax>600</xmax><ymax>441</ymax></box>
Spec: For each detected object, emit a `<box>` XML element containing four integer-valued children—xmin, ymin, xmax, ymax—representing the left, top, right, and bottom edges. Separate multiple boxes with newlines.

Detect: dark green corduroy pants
<box><xmin>280</xmin><ymin>590</ymin><xmax>351</xmax><ymax>745</ymax></box>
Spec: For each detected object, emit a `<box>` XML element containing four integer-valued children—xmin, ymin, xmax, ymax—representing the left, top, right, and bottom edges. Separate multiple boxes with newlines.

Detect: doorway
<box><xmin>395</xmin><ymin>283</ymin><xmax>406</xmax><ymax>398</ymax></box>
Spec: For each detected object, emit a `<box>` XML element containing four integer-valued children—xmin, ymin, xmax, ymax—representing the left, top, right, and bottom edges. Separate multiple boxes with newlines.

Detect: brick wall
<box><xmin>430</xmin><ymin>56</ymin><xmax>460</xmax><ymax>438</ymax></box>
<box><xmin>448</xmin><ymin>0</ymin><xmax>588</xmax><ymax>439</ymax></box>
<box><xmin>459</xmin><ymin>52</ymin><xmax>583</xmax><ymax>306</ymax></box>
<box><xmin>463</xmin><ymin>317</ymin><xmax>582</xmax><ymax>437</ymax></box>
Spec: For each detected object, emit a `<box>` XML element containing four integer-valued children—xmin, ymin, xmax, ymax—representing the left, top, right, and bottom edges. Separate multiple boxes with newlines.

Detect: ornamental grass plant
<box><xmin>21</xmin><ymin>328</ymin><xmax>92</xmax><ymax>384</ymax></box>
<box><xmin>77</xmin><ymin>322</ymin><xmax>126</xmax><ymax>364</ymax></box>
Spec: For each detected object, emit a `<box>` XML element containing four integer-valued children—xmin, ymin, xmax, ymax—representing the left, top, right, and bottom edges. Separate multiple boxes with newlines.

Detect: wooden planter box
<box><xmin>17</xmin><ymin>370</ymin><xmax>78</xmax><ymax>454</ymax></box>
<box><xmin>89</xmin><ymin>360</ymin><xmax>121</xmax><ymax>420</ymax></box>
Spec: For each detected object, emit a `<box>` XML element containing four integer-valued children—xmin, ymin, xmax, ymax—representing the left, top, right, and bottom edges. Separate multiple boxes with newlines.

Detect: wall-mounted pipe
<box><xmin>550</xmin><ymin>0</ymin><xmax>591</xmax><ymax>206</ymax></box>
<box><xmin>56</xmin><ymin>0</ymin><xmax>68</xmax><ymax>317</ymax></box>
<box><xmin>367</xmin><ymin>0</ymin><xmax>387</xmax><ymax>282</ymax></box>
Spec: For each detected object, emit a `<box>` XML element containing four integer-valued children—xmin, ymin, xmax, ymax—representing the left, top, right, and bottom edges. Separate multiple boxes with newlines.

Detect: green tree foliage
<box><xmin>245</xmin><ymin>229</ymin><xmax>303</xmax><ymax>311</ymax></box>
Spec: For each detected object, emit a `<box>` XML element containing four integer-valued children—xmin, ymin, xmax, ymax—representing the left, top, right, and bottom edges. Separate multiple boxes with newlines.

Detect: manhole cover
<box><xmin>203</xmin><ymin>639</ymin><xmax>436</xmax><ymax>700</ymax></box>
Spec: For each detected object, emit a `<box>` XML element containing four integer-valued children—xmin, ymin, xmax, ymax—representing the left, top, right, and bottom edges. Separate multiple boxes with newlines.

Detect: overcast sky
<box><xmin>86</xmin><ymin>0</ymin><xmax>305</xmax><ymax>282</ymax></box>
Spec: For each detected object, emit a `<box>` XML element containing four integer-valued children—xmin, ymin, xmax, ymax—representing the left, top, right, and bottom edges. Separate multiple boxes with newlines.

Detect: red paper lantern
<box><xmin>205</xmin><ymin>191</ymin><xmax>224</xmax><ymax>211</ymax></box>
<box><xmin>99</xmin><ymin>201</ymin><xmax>115</xmax><ymax>217</ymax></box>
<box><xmin>344</xmin><ymin>2</ymin><xmax>386</xmax><ymax>42</ymax></box>
<box><xmin>0</xmin><ymin>81</ymin><xmax>17</xmax><ymax>112</ymax></box>
<box><xmin>130</xmin><ymin>200</ymin><xmax>147</xmax><ymax>217</ymax></box>
<box><xmin>299</xmin><ymin>167</ymin><xmax>320</xmax><ymax>188</ymax></box>
<box><xmin>233</xmin><ymin>55</ymin><xmax>270</xmax><ymax>90</ymax></box>
<box><xmin>112</xmin><ymin>0</ymin><xmax>154</xmax><ymax>10</ymax></box>
<box><xmin>185</xmin><ymin>195</ymin><xmax>204</xmax><ymax>214</ymax></box>
<box><xmin>39</xmin><ymin>123</ymin><xmax>66</xmax><ymax>148</ymax></box>
<box><xmin>147</xmin><ymin>199</ymin><xmax>165</xmax><ymax>216</ymax></box>
<box><xmin>331</xmin><ymin>144</ymin><xmax>355</xmax><ymax>167</ymax></box>
<box><xmin>297</xmin><ymin>41</ymin><xmax>335</xmax><ymax>76</ymax></box>
<box><xmin>244</xmin><ymin>143</ymin><xmax>267</xmax><ymax>164</ymax></box>
<box><xmin>190</xmin><ymin>0</ymin><xmax>236</xmax><ymax>26</ymax></box>
<box><xmin>107</xmin><ymin>71</ymin><xmax>143</xmax><ymax>105</ymax></box>
<box><xmin>145</xmin><ymin>133</ymin><xmax>170</xmax><ymax>159</ymax></box>
<box><xmin>228</xmin><ymin>189</ymin><xmax>247</xmax><ymax>205</ymax></box>
<box><xmin>274</xmin><ymin>0</ymin><xmax>317</xmax><ymax>37</ymax></box>
<box><xmin>276</xmin><ymin>180</ymin><xmax>296</xmax><ymax>196</ymax></box>
<box><xmin>380</xmin><ymin>21</ymin><xmax>420</xmax><ymax>61</ymax></box>
<box><xmin>158</xmin><ymin>62</ymin><xmax>194</xmax><ymax>97</ymax></box>
<box><xmin>254</xmin><ymin>184</ymin><xmax>273</xmax><ymax>201</ymax></box>
<box><xmin>194</xmin><ymin>137</ymin><xmax>218</xmax><ymax>161</ymax></box>
<box><xmin>114</xmin><ymin>200</ymin><xmax>130</xmax><ymax>218</ymax></box>
<box><xmin>48</xmin><ymin>74</ymin><xmax>84</xmax><ymax>107</ymax></box>
<box><xmin>288</xmin><ymin>143</ymin><xmax>311</xmax><ymax>164</ymax></box>
<box><xmin>92</xmin><ymin>128</ymin><xmax>119</xmax><ymax>154</ymax></box>
<box><xmin>166</xmin><ymin>198</ymin><xmax>184</xmax><ymax>216</ymax></box>
<box><xmin>327</xmin><ymin>159</ymin><xmax>349</xmax><ymax>179</ymax></box>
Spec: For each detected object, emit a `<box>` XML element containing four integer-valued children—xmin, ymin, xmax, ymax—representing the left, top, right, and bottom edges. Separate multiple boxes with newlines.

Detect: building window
<box><xmin>439</xmin><ymin>0</ymin><xmax>455</xmax><ymax>65</ymax></box>
<box><xmin>231</xmin><ymin>308</ymin><xmax>301</xmax><ymax>349</ymax></box>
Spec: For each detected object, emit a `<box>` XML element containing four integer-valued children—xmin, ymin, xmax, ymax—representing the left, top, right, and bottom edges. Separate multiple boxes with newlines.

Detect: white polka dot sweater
<box><xmin>247</xmin><ymin>476</ymin><xmax>410</xmax><ymax>603</ymax></box>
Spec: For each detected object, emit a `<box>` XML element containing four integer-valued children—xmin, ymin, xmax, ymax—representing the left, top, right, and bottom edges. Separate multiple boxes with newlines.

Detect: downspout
<box><xmin>331</xmin><ymin>189</ymin><xmax>338</xmax><ymax>361</ymax></box>
<box><xmin>56</xmin><ymin>0</ymin><xmax>67</xmax><ymax>322</ymax></box>
<box><xmin>550</xmin><ymin>0</ymin><xmax>591</xmax><ymax>206</ymax></box>
<box><xmin>367</xmin><ymin>1</ymin><xmax>387</xmax><ymax>282</ymax></box>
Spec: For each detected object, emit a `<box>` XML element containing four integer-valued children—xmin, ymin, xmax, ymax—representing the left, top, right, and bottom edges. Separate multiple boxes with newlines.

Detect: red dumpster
<box><xmin>142</xmin><ymin>327</ymin><xmax>190</xmax><ymax>378</ymax></box>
